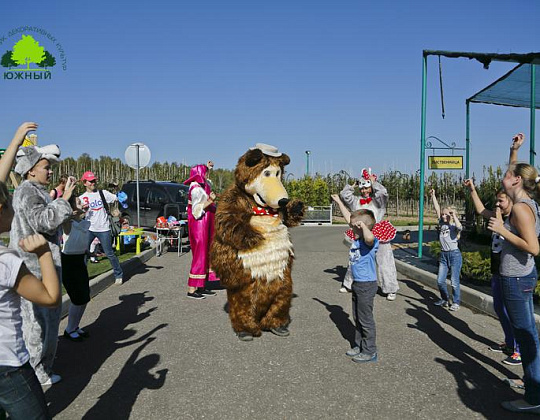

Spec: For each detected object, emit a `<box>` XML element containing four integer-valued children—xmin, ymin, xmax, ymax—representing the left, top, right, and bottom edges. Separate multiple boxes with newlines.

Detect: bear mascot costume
<box><xmin>211</xmin><ymin>143</ymin><xmax>304</xmax><ymax>341</ymax></box>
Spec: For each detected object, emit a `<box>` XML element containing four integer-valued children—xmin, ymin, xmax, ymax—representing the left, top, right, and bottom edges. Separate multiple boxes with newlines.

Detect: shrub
<box><xmin>428</xmin><ymin>241</ymin><xmax>441</xmax><ymax>259</ymax></box>
<box><xmin>427</xmin><ymin>241</ymin><xmax>491</xmax><ymax>284</ymax></box>
<box><xmin>460</xmin><ymin>251</ymin><xmax>491</xmax><ymax>284</ymax></box>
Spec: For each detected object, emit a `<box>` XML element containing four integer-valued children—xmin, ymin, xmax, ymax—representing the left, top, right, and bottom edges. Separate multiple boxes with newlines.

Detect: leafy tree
<box><xmin>37</xmin><ymin>51</ymin><xmax>56</xmax><ymax>68</ymax></box>
<box><xmin>312</xmin><ymin>177</ymin><xmax>330</xmax><ymax>205</ymax></box>
<box><xmin>11</xmin><ymin>35</ymin><xmax>45</xmax><ymax>69</ymax></box>
<box><xmin>0</xmin><ymin>50</ymin><xmax>17</xmax><ymax>68</ymax></box>
<box><xmin>285</xmin><ymin>175</ymin><xmax>330</xmax><ymax>206</ymax></box>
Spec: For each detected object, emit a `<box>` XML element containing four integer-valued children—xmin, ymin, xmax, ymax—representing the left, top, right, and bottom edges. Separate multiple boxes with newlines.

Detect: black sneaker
<box><xmin>187</xmin><ymin>292</ymin><xmax>206</xmax><ymax>300</ymax></box>
<box><xmin>237</xmin><ymin>332</ymin><xmax>254</xmax><ymax>341</ymax></box>
<box><xmin>63</xmin><ymin>330</ymin><xmax>83</xmax><ymax>342</ymax></box>
<box><xmin>502</xmin><ymin>353</ymin><xmax>522</xmax><ymax>366</ymax></box>
<box><xmin>197</xmin><ymin>288</ymin><xmax>217</xmax><ymax>296</ymax></box>
<box><xmin>270</xmin><ymin>326</ymin><xmax>290</xmax><ymax>337</ymax></box>
<box><xmin>434</xmin><ymin>299</ymin><xmax>449</xmax><ymax>307</ymax></box>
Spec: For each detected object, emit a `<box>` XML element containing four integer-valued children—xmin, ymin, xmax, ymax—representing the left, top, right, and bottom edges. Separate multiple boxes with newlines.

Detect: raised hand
<box><xmin>488</xmin><ymin>206</ymin><xmax>504</xmax><ymax>234</ymax></box>
<box><xmin>13</xmin><ymin>122</ymin><xmax>38</xmax><ymax>146</ymax></box>
<box><xmin>463</xmin><ymin>178</ymin><xmax>475</xmax><ymax>192</ymax></box>
<box><xmin>19</xmin><ymin>234</ymin><xmax>50</xmax><ymax>255</ymax></box>
<box><xmin>353</xmin><ymin>220</ymin><xmax>366</xmax><ymax>230</ymax></box>
<box><xmin>511</xmin><ymin>133</ymin><xmax>525</xmax><ymax>150</ymax></box>
<box><xmin>62</xmin><ymin>177</ymin><xmax>77</xmax><ymax>202</ymax></box>
<box><xmin>288</xmin><ymin>200</ymin><xmax>304</xmax><ymax>217</ymax></box>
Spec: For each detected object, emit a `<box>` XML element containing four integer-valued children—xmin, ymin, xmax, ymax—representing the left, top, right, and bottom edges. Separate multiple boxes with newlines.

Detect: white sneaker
<box><xmin>115</xmin><ymin>277</ymin><xmax>123</xmax><ymax>285</ymax></box>
<box><xmin>386</xmin><ymin>293</ymin><xmax>397</xmax><ymax>301</ymax></box>
<box><xmin>339</xmin><ymin>287</ymin><xmax>350</xmax><ymax>293</ymax></box>
<box><xmin>40</xmin><ymin>373</ymin><xmax>62</xmax><ymax>386</ymax></box>
<box><xmin>449</xmin><ymin>303</ymin><xmax>460</xmax><ymax>311</ymax></box>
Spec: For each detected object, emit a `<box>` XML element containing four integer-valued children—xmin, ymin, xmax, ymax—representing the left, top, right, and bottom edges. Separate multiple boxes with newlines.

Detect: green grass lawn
<box><xmin>87</xmin><ymin>251</ymin><xmax>137</xmax><ymax>279</ymax></box>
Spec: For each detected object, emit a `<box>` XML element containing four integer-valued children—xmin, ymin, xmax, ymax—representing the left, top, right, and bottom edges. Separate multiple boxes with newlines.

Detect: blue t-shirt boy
<box><xmin>349</xmin><ymin>238</ymin><xmax>379</xmax><ymax>281</ymax></box>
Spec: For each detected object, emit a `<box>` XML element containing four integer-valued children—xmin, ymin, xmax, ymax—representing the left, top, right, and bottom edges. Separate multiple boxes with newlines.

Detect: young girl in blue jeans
<box><xmin>430</xmin><ymin>189</ymin><xmax>463</xmax><ymax>311</ymax></box>
<box><xmin>487</xmin><ymin>136</ymin><xmax>540</xmax><ymax>414</ymax></box>
<box><xmin>464</xmin><ymin>134</ymin><xmax>525</xmax><ymax>367</ymax></box>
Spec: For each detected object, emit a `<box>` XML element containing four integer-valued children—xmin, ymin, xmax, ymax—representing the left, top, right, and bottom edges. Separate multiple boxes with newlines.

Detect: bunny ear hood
<box><xmin>14</xmin><ymin>144</ymin><xmax>61</xmax><ymax>176</ymax></box>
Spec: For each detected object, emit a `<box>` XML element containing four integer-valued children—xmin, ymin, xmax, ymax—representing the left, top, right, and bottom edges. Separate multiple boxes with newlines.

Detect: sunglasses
<box><xmin>86</xmin><ymin>179</ymin><xmax>97</xmax><ymax>183</ymax></box>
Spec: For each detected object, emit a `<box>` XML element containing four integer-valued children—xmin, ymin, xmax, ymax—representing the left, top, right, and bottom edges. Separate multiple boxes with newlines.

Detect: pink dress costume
<box><xmin>184</xmin><ymin>164</ymin><xmax>219</xmax><ymax>288</ymax></box>
<box><xmin>340</xmin><ymin>168</ymin><xmax>399</xmax><ymax>295</ymax></box>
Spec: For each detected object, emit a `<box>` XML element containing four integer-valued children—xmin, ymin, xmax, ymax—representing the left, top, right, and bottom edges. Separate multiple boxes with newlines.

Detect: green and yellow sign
<box><xmin>428</xmin><ymin>156</ymin><xmax>463</xmax><ymax>170</ymax></box>
<box><xmin>1</xmin><ymin>27</ymin><xmax>67</xmax><ymax>81</ymax></box>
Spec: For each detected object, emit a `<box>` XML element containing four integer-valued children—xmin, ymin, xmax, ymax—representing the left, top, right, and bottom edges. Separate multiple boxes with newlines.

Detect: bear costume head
<box><xmin>235</xmin><ymin>143</ymin><xmax>291</xmax><ymax>210</ymax></box>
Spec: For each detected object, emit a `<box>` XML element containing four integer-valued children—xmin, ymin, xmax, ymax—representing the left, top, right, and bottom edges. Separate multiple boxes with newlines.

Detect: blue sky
<box><xmin>0</xmin><ymin>0</ymin><xmax>538</xmax><ymax>180</ymax></box>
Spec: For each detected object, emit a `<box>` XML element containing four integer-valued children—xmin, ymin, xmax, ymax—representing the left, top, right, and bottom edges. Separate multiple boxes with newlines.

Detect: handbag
<box><xmin>98</xmin><ymin>190</ymin><xmax>121</xmax><ymax>238</ymax></box>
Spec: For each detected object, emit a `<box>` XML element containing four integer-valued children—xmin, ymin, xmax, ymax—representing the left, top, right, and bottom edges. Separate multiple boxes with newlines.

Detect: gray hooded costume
<box><xmin>340</xmin><ymin>180</ymin><xmax>399</xmax><ymax>295</ymax></box>
<box><xmin>9</xmin><ymin>145</ymin><xmax>72</xmax><ymax>383</ymax></box>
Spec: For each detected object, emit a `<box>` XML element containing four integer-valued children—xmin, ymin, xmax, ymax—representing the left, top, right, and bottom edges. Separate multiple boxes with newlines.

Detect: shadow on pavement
<box><xmin>403</xmin><ymin>279</ymin><xmax>498</xmax><ymax>348</ymax></box>
<box><xmin>123</xmin><ymin>263</ymin><xmax>164</xmax><ymax>284</ymax></box>
<box><xmin>82</xmin><ymin>337</ymin><xmax>168</xmax><ymax>419</ymax></box>
<box><xmin>402</xmin><ymin>279</ymin><xmax>519</xmax><ymax>419</ymax></box>
<box><xmin>46</xmin><ymin>291</ymin><xmax>168</xmax><ymax>418</ymax></box>
<box><xmin>323</xmin><ymin>265</ymin><xmax>347</xmax><ymax>283</ymax></box>
<box><xmin>313</xmin><ymin>297</ymin><xmax>355</xmax><ymax>347</ymax></box>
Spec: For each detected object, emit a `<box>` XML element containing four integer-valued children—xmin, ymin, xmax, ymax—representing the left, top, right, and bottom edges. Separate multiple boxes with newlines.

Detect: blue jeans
<box><xmin>437</xmin><ymin>250</ymin><xmax>462</xmax><ymax>304</ymax></box>
<box><xmin>88</xmin><ymin>230</ymin><xmax>123</xmax><ymax>279</ymax></box>
<box><xmin>500</xmin><ymin>268</ymin><xmax>540</xmax><ymax>405</ymax></box>
<box><xmin>491</xmin><ymin>274</ymin><xmax>519</xmax><ymax>353</ymax></box>
<box><xmin>0</xmin><ymin>362</ymin><xmax>50</xmax><ymax>419</ymax></box>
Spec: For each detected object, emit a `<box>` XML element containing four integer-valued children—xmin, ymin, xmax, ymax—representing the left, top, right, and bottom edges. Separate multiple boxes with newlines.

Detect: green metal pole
<box><xmin>466</xmin><ymin>100</ymin><xmax>470</xmax><ymax>179</ymax></box>
<box><xmin>418</xmin><ymin>53</ymin><xmax>428</xmax><ymax>258</ymax></box>
<box><xmin>531</xmin><ymin>64</ymin><xmax>536</xmax><ymax>166</ymax></box>
<box><xmin>306</xmin><ymin>152</ymin><xmax>310</xmax><ymax>177</ymax></box>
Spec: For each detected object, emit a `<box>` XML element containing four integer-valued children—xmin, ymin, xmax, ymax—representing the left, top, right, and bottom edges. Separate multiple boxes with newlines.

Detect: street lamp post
<box><xmin>305</xmin><ymin>150</ymin><xmax>311</xmax><ymax>177</ymax></box>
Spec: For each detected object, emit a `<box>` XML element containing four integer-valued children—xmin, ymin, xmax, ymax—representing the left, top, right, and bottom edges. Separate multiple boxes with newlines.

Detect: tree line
<box><xmin>22</xmin><ymin>153</ymin><xmax>506</xmax><ymax>219</ymax></box>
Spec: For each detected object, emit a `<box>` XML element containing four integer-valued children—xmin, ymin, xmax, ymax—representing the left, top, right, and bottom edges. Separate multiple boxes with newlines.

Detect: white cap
<box><xmin>249</xmin><ymin>143</ymin><xmax>282</xmax><ymax>157</ymax></box>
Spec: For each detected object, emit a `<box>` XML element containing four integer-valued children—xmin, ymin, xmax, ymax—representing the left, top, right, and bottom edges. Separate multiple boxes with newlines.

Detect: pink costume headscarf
<box><xmin>184</xmin><ymin>164</ymin><xmax>218</xmax><ymax>287</ymax></box>
<box><xmin>183</xmin><ymin>164</ymin><xmax>208</xmax><ymax>187</ymax></box>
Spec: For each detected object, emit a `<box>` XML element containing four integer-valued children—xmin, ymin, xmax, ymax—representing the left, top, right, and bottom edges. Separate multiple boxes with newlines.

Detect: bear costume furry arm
<box><xmin>282</xmin><ymin>199</ymin><xmax>304</xmax><ymax>227</ymax></box>
<box><xmin>213</xmin><ymin>186</ymin><xmax>264</xmax><ymax>251</ymax></box>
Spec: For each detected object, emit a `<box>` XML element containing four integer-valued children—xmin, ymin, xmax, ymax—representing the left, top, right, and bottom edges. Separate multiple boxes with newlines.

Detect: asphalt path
<box><xmin>47</xmin><ymin>225</ymin><xmax>521</xmax><ymax>419</ymax></box>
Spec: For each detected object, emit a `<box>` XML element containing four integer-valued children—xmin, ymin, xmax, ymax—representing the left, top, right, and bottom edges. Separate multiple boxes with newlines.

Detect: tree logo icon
<box><xmin>1</xmin><ymin>27</ymin><xmax>66</xmax><ymax>81</ymax></box>
<box><xmin>1</xmin><ymin>35</ymin><xmax>56</xmax><ymax>71</ymax></box>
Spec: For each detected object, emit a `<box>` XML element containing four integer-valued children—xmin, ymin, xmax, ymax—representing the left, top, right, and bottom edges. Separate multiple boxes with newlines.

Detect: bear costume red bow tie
<box><xmin>252</xmin><ymin>206</ymin><xmax>279</xmax><ymax>217</ymax></box>
<box><xmin>359</xmin><ymin>197</ymin><xmax>372</xmax><ymax>205</ymax></box>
